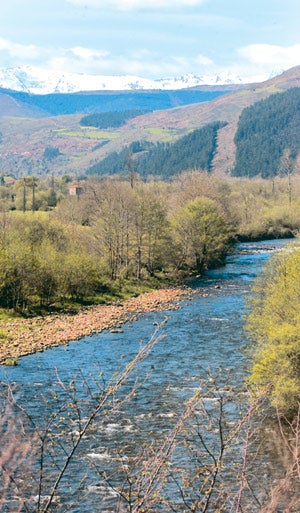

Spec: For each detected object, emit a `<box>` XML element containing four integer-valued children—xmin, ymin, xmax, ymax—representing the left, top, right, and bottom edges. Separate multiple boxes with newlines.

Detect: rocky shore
<box><xmin>0</xmin><ymin>287</ymin><xmax>191</xmax><ymax>364</ymax></box>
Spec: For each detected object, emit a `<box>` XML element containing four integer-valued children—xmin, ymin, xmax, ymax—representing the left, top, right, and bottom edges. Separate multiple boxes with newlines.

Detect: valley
<box><xmin>0</xmin><ymin>64</ymin><xmax>300</xmax><ymax>513</ymax></box>
<box><xmin>0</xmin><ymin>65</ymin><xmax>299</xmax><ymax>178</ymax></box>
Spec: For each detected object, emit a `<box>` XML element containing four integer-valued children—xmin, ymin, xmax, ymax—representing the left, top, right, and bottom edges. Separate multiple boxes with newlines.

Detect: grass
<box><xmin>0</xmin><ymin>309</ymin><xmax>23</xmax><ymax>322</ymax></box>
<box><xmin>144</xmin><ymin>127</ymin><xmax>178</xmax><ymax>142</ymax></box>
<box><xmin>0</xmin><ymin>273</ymin><xmax>174</xmax><ymax>321</ymax></box>
<box><xmin>8</xmin><ymin>210</ymin><xmax>50</xmax><ymax>220</ymax></box>
<box><xmin>0</xmin><ymin>329</ymin><xmax>10</xmax><ymax>343</ymax></box>
<box><xmin>236</xmin><ymin>85</ymin><xmax>283</xmax><ymax>98</ymax></box>
<box><xmin>53</xmin><ymin>127</ymin><xmax>119</xmax><ymax>139</ymax></box>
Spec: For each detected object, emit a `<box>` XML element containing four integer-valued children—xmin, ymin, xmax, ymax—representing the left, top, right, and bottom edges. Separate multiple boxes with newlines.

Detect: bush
<box><xmin>247</xmin><ymin>243</ymin><xmax>300</xmax><ymax>417</ymax></box>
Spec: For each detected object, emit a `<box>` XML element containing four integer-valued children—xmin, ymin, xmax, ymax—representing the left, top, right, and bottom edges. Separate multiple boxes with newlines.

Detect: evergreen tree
<box><xmin>233</xmin><ymin>88</ymin><xmax>300</xmax><ymax>178</ymax></box>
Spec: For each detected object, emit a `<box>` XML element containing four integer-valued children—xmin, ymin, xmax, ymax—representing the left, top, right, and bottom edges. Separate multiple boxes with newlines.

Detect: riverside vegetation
<box><xmin>0</xmin><ymin>169</ymin><xmax>300</xmax><ymax>513</ymax></box>
<box><xmin>1</xmin><ymin>69</ymin><xmax>300</xmax><ymax>512</ymax></box>
<box><xmin>0</xmin><ymin>171</ymin><xmax>300</xmax><ymax>315</ymax></box>
<box><xmin>247</xmin><ymin>242</ymin><xmax>300</xmax><ymax>417</ymax></box>
<box><xmin>1</xmin><ymin>170</ymin><xmax>300</xmax><ymax>414</ymax></box>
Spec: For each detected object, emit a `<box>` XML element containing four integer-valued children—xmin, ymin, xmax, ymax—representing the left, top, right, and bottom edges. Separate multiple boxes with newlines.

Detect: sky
<box><xmin>0</xmin><ymin>0</ymin><xmax>299</xmax><ymax>81</ymax></box>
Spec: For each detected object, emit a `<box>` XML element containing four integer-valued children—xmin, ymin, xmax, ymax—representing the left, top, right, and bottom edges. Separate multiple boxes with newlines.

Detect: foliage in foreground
<box><xmin>1</xmin><ymin>326</ymin><xmax>299</xmax><ymax>512</ymax></box>
<box><xmin>247</xmin><ymin>244</ymin><xmax>300</xmax><ymax>417</ymax></box>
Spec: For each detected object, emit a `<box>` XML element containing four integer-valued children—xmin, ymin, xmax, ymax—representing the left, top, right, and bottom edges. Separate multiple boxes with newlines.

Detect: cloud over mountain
<box><xmin>238</xmin><ymin>44</ymin><xmax>300</xmax><ymax>69</ymax></box>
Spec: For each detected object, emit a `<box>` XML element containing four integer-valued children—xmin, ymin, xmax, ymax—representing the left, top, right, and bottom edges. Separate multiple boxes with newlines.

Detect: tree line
<box><xmin>80</xmin><ymin>109</ymin><xmax>149</xmax><ymax>129</ymax></box>
<box><xmin>0</xmin><ymin>176</ymin><xmax>232</xmax><ymax>313</ymax></box>
<box><xmin>86</xmin><ymin>122</ymin><xmax>226</xmax><ymax>178</ymax></box>
<box><xmin>1</xmin><ymin>170</ymin><xmax>300</xmax><ymax>314</ymax></box>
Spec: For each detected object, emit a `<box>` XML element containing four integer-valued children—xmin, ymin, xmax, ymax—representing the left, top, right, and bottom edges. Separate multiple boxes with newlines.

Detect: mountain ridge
<box><xmin>0</xmin><ymin>65</ymin><xmax>299</xmax><ymax>178</ymax></box>
<box><xmin>0</xmin><ymin>87</ymin><xmax>233</xmax><ymax>118</ymax></box>
<box><xmin>0</xmin><ymin>64</ymin><xmax>277</xmax><ymax>95</ymax></box>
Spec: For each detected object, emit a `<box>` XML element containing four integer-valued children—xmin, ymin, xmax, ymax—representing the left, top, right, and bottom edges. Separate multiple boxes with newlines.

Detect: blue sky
<box><xmin>0</xmin><ymin>0</ymin><xmax>299</xmax><ymax>80</ymax></box>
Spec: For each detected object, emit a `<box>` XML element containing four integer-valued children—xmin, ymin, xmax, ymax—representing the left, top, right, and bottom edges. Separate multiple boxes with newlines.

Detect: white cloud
<box><xmin>66</xmin><ymin>0</ymin><xmax>207</xmax><ymax>10</ymax></box>
<box><xmin>46</xmin><ymin>51</ymin><xmax>111</xmax><ymax>74</ymax></box>
<box><xmin>36</xmin><ymin>41</ymin><xmax>215</xmax><ymax>77</ymax></box>
<box><xmin>70</xmin><ymin>46</ymin><xmax>109</xmax><ymax>60</ymax></box>
<box><xmin>0</xmin><ymin>37</ymin><xmax>41</xmax><ymax>60</ymax></box>
<box><xmin>0</xmin><ymin>35</ymin><xmax>298</xmax><ymax>83</ymax></box>
<box><xmin>0</xmin><ymin>37</ymin><xmax>112</xmax><ymax>75</ymax></box>
<box><xmin>195</xmin><ymin>54</ymin><xmax>214</xmax><ymax>66</ymax></box>
<box><xmin>238</xmin><ymin>44</ymin><xmax>300</xmax><ymax>70</ymax></box>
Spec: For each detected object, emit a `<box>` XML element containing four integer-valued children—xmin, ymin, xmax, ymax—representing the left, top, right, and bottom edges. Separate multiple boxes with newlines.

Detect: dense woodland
<box><xmin>83</xmin><ymin>87</ymin><xmax>300</xmax><ymax>181</ymax></box>
<box><xmin>233</xmin><ymin>87</ymin><xmax>300</xmax><ymax>178</ymax></box>
<box><xmin>3</xmin><ymin>88</ymin><xmax>227</xmax><ymax>115</ymax></box>
<box><xmin>0</xmin><ymin>170</ymin><xmax>299</xmax><ymax>317</ymax></box>
<box><xmin>80</xmin><ymin>109</ymin><xmax>149</xmax><ymax>129</ymax></box>
<box><xmin>87</xmin><ymin>122</ymin><xmax>226</xmax><ymax>177</ymax></box>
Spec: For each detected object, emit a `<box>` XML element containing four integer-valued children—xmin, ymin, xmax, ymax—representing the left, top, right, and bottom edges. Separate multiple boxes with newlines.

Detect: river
<box><xmin>0</xmin><ymin>239</ymin><xmax>293</xmax><ymax>512</ymax></box>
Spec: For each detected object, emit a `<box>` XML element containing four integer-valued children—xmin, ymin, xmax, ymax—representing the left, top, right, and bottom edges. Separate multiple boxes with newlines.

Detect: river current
<box><xmin>0</xmin><ymin>239</ymin><xmax>293</xmax><ymax>512</ymax></box>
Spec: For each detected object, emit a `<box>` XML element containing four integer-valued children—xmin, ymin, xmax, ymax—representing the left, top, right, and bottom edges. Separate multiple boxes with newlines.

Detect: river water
<box><xmin>0</xmin><ymin>239</ymin><xmax>293</xmax><ymax>512</ymax></box>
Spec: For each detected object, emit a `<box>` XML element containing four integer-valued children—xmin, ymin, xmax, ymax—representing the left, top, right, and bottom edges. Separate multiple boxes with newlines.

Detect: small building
<box><xmin>4</xmin><ymin>179</ymin><xmax>15</xmax><ymax>186</ymax></box>
<box><xmin>69</xmin><ymin>184</ymin><xmax>83</xmax><ymax>196</ymax></box>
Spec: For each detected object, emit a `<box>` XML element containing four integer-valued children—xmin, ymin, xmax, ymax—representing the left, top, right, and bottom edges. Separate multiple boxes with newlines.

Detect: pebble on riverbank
<box><xmin>0</xmin><ymin>288</ymin><xmax>191</xmax><ymax>364</ymax></box>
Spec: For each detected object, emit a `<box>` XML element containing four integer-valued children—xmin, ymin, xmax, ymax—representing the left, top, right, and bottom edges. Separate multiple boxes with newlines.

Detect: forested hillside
<box><xmin>87</xmin><ymin>122</ymin><xmax>226</xmax><ymax>178</ymax></box>
<box><xmin>1</xmin><ymin>88</ymin><xmax>228</xmax><ymax>117</ymax></box>
<box><xmin>80</xmin><ymin>110</ymin><xmax>149</xmax><ymax>129</ymax></box>
<box><xmin>233</xmin><ymin>87</ymin><xmax>300</xmax><ymax>178</ymax></box>
<box><xmin>0</xmin><ymin>67</ymin><xmax>300</xmax><ymax>177</ymax></box>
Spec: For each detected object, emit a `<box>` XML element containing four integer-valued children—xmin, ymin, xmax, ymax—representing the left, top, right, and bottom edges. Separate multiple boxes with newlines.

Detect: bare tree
<box><xmin>0</xmin><ymin>323</ymin><xmax>166</xmax><ymax>513</ymax></box>
<box><xmin>1</xmin><ymin>346</ymin><xmax>300</xmax><ymax>513</ymax></box>
<box><xmin>0</xmin><ymin>387</ymin><xmax>34</xmax><ymax>513</ymax></box>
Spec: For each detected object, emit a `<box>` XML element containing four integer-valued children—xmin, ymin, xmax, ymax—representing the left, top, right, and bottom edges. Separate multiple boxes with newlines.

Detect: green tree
<box><xmin>0</xmin><ymin>241</ymin><xmax>36</xmax><ymax>311</ymax></box>
<box><xmin>90</xmin><ymin>180</ymin><xmax>134</xmax><ymax>280</ymax></box>
<box><xmin>32</xmin><ymin>241</ymin><xmax>59</xmax><ymax>306</ymax></box>
<box><xmin>247</xmin><ymin>245</ymin><xmax>300</xmax><ymax>416</ymax></box>
<box><xmin>43</xmin><ymin>146</ymin><xmax>61</xmax><ymax>161</ymax></box>
<box><xmin>171</xmin><ymin>197</ymin><xmax>231</xmax><ymax>273</ymax></box>
<box><xmin>279</xmin><ymin>148</ymin><xmax>296</xmax><ymax>205</ymax></box>
<box><xmin>57</xmin><ymin>251</ymin><xmax>101</xmax><ymax>301</ymax></box>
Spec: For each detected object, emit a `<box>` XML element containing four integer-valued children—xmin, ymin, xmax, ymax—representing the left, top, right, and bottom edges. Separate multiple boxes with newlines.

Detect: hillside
<box><xmin>87</xmin><ymin>122</ymin><xmax>226</xmax><ymax>178</ymax></box>
<box><xmin>233</xmin><ymin>87</ymin><xmax>300</xmax><ymax>178</ymax></box>
<box><xmin>0</xmin><ymin>66</ymin><xmax>299</xmax><ymax>178</ymax></box>
<box><xmin>0</xmin><ymin>91</ymin><xmax>48</xmax><ymax>118</ymax></box>
<box><xmin>0</xmin><ymin>87</ymin><xmax>231</xmax><ymax>117</ymax></box>
<box><xmin>127</xmin><ymin>66</ymin><xmax>300</xmax><ymax>176</ymax></box>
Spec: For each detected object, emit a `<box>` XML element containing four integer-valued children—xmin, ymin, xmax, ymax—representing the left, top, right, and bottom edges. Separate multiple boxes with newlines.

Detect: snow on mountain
<box><xmin>0</xmin><ymin>65</ymin><xmax>272</xmax><ymax>94</ymax></box>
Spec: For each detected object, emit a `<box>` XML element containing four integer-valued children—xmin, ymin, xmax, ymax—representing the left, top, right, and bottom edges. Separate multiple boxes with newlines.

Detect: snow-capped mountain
<box><xmin>0</xmin><ymin>65</ymin><xmax>272</xmax><ymax>94</ymax></box>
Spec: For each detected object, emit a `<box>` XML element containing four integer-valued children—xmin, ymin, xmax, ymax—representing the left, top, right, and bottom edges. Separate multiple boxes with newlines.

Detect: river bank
<box><xmin>0</xmin><ymin>287</ymin><xmax>191</xmax><ymax>364</ymax></box>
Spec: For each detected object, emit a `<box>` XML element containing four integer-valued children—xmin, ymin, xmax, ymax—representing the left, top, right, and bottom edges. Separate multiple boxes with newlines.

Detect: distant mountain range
<box><xmin>0</xmin><ymin>65</ymin><xmax>276</xmax><ymax>94</ymax></box>
<box><xmin>0</xmin><ymin>65</ymin><xmax>299</xmax><ymax>179</ymax></box>
<box><xmin>0</xmin><ymin>87</ymin><xmax>234</xmax><ymax>118</ymax></box>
